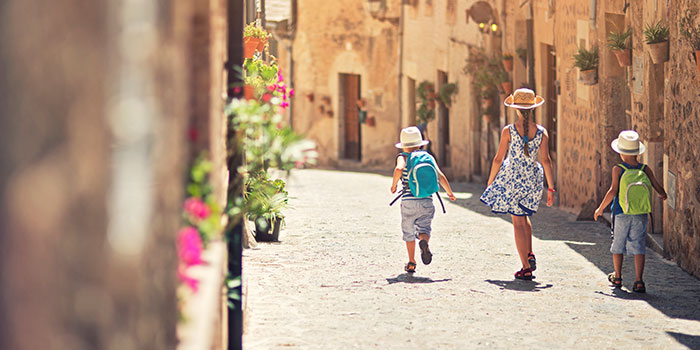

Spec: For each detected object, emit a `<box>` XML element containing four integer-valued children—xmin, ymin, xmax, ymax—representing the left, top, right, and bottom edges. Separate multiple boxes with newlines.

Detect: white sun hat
<box><xmin>611</xmin><ymin>130</ymin><xmax>646</xmax><ymax>155</ymax></box>
<box><xmin>504</xmin><ymin>88</ymin><xmax>545</xmax><ymax>109</ymax></box>
<box><xmin>395</xmin><ymin>126</ymin><xmax>429</xmax><ymax>149</ymax></box>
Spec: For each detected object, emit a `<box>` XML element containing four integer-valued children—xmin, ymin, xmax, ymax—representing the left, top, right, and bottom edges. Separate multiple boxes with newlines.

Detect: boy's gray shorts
<box><xmin>611</xmin><ymin>214</ymin><xmax>648</xmax><ymax>255</ymax></box>
<box><xmin>400</xmin><ymin>198</ymin><xmax>435</xmax><ymax>242</ymax></box>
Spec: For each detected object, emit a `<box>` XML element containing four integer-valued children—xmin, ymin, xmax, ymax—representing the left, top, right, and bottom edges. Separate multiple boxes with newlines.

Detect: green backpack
<box><xmin>618</xmin><ymin>164</ymin><xmax>652</xmax><ymax>215</ymax></box>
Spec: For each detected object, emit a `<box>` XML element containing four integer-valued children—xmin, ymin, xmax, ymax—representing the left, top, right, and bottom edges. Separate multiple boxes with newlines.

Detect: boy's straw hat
<box><xmin>504</xmin><ymin>88</ymin><xmax>545</xmax><ymax>109</ymax></box>
<box><xmin>611</xmin><ymin>130</ymin><xmax>646</xmax><ymax>155</ymax></box>
<box><xmin>395</xmin><ymin>126</ymin><xmax>429</xmax><ymax>149</ymax></box>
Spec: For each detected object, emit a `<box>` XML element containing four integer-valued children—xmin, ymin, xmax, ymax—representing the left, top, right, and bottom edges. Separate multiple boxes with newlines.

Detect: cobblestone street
<box><xmin>243</xmin><ymin>169</ymin><xmax>700</xmax><ymax>349</ymax></box>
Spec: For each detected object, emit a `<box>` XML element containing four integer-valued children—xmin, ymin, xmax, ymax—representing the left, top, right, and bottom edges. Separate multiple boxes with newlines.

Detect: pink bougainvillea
<box><xmin>184</xmin><ymin>197</ymin><xmax>211</xmax><ymax>220</ymax></box>
<box><xmin>178</xmin><ymin>264</ymin><xmax>199</xmax><ymax>292</ymax></box>
<box><xmin>177</xmin><ymin>226</ymin><xmax>203</xmax><ymax>266</ymax></box>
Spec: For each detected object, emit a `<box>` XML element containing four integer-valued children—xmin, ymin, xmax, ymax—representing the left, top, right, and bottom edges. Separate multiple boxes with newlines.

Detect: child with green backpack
<box><xmin>390</xmin><ymin>126</ymin><xmax>456</xmax><ymax>273</ymax></box>
<box><xmin>594</xmin><ymin>130</ymin><xmax>667</xmax><ymax>293</ymax></box>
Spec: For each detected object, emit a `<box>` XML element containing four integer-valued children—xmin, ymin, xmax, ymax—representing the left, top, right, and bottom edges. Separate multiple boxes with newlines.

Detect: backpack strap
<box><xmin>617</xmin><ymin>163</ymin><xmax>628</xmax><ymax>171</ymax></box>
<box><xmin>389</xmin><ymin>189</ymin><xmax>404</xmax><ymax>206</ymax></box>
<box><xmin>435</xmin><ymin>193</ymin><xmax>446</xmax><ymax>214</ymax></box>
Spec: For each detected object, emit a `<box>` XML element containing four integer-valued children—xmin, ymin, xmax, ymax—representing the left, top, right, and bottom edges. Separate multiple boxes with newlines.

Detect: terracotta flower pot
<box><xmin>244</xmin><ymin>37</ymin><xmax>261</xmax><ymax>58</ymax></box>
<box><xmin>366</xmin><ymin>116</ymin><xmax>376</xmax><ymax>127</ymax></box>
<box><xmin>244</xmin><ymin>85</ymin><xmax>255</xmax><ymax>100</ymax></box>
<box><xmin>613</xmin><ymin>48</ymin><xmax>632</xmax><ymax>67</ymax></box>
<box><xmin>501</xmin><ymin>81</ymin><xmax>513</xmax><ymax>95</ymax></box>
<box><xmin>503</xmin><ymin>58</ymin><xmax>514</xmax><ymax>72</ymax></box>
<box><xmin>256</xmin><ymin>37</ymin><xmax>268</xmax><ymax>52</ymax></box>
<box><xmin>647</xmin><ymin>41</ymin><xmax>669</xmax><ymax>64</ymax></box>
<box><xmin>695</xmin><ymin>50</ymin><xmax>700</xmax><ymax>72</ymax></box>
<box><xmin>579</xmin><ymin>68</ymin><xmax>597</xmax><ymax>85</ymax></box>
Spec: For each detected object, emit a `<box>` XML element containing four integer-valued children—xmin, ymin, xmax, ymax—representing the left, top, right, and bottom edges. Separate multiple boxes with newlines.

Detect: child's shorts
<box><xmin>400</xmin><ymin>198</ymin><xmax>435</xmax><ymax>242</ymax></box>
<box><xmin>610</xmin><ymin>214</ymin><xmax>648</xmax><ymax>255</ymax></box>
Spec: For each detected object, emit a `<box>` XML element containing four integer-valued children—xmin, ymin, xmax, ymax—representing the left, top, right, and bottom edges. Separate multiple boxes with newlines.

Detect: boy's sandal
<box><xmin>607</xmin><ymin>273</ymin><xmax>622</xmax><ymax>288</ymax></box>
<box><xmin>405</xmin><ymin>262</ymin><xmax>417</xmax><ymax>273</ymax></box>
<box><xmin>528</xmin><ymin>252</ymin><xmax>536</xmax><ymax>271</ymax></box>
<box><xmin>419</xmin><ymin>239</ymin><xmax>433</xmax><ymax>265</ymax></box>
<box><xmin>633</xmin><ymin>280</ymin><xmax>646</xmax><ymax>293</ymax></box>
<box><xmin>514</xmin><ymin>268</ymin><xmax>534</xmax><ymax>280</ymax></box>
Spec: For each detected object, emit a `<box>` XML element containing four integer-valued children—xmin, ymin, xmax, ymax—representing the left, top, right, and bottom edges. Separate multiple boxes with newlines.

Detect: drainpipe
<box><xmin>397</xmin><ymin>0</ymin><xmax>405</xmax><ymax>131</ymax></box>
<box><xmin>589</xmin><ymin>0</ymin><xmax>596</xmax><ymax>29</ymax></box>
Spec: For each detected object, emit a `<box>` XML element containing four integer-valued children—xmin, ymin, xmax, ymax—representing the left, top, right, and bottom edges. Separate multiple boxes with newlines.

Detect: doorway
<box><xmin>339</xmin><ymin>73</ymin><xmax>361</xmax><ymax>161</ymax></box>
<box><xmin>544</xmin><ymin>45</ymin><xmax>558</xmax><ymax>162</ymax></box>
<box><xmin>437</xmin><ymin>71</ymin><xmax>450</xmax><ymax>167</ymax></box>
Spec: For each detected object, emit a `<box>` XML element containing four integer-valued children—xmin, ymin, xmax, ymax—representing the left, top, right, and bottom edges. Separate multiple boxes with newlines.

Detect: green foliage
<box><xmin>244</xmin><ymin>57</ymin><xmax>279</xmax><ymax>97</ymax></box>
<box><xmin>643</xmin><ymin>20</ymin><xmax>669</xmax><ymax>44</ymax></box>
<box><xmin>573</xmin><ymin>46</ymin><xmax>599</xmax><ymax>71</ymax></box>
<box><xmin>245</xmin><ymin>174</ymin><xmax>288</xmax><ymax>222</ymax></box>
<box><xmin>463</xmin><ymin>49</ymin><xmax>503</xmax><ymax>97</ymax></box>
<box><xmin>516</xmin><ymin>47</ymin><xmax>527</xmax><ymax>61</ymax></box>
<box><xmin>680</xmin><ymin>8</ymin><xmax>700</xmax><ymax>50</ymax></box>
<box><xmin>184</xmin><ymin>155</ymin><xmax>222</xmax><ymax>245</ymax></box>
<box><xmin>415</xmin><ymin>81</ymin><xmax>436</xmax><ymax>124</ymax></box>
<box><xmin>607</xmin><ymin>28</ymin><xmax>632</xmax><ymax>50</ymax></box>
<box><xmin>502</xmin><ymin>53</ymin><xmax>513</xmax><ymax>60</ymax></box>
<box><xmin>226</xmin><ymin>274</ymin><xmax>242</xmax><ymax>309</ymax></box>
<box><xmin>244</xmin><ymin>22</ymin><xmax>270</xmax><ymax>39</ymax></box>
<box><xmin>437</xmin><ymin>83</ymin><xmax>458</xmax><ymax>107</ymax></box>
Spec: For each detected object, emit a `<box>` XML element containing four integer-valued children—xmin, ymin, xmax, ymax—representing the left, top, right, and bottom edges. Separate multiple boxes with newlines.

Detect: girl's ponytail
<box><xmin>522</xmin><ymin>109</ymin><xmax>530</xmax><ymax>157</ymax></box>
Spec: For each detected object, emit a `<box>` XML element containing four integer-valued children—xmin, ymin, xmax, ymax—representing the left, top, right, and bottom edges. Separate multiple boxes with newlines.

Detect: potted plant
<box><xmin>644</xmin><ymin>20</ymin><xmax>670</xmax><ymax>64</ymax></box>
<box><xmin>244</xmin><ymin>23</ymin><xmax>270</xmax><ymax>58</ymax></box>
<box><xmin>608</xmin><ymin>28</ymin><xmax>632</xmax><ymax>67</ymax></box>
<box><xmin>243</xmin><ymin>56</ymin><xmax>279</xmax><ymax>99</ymax></box>
<box><xmin>573</xmin><ymin>45</ymin><xmax>599</xmax><ymax>85</ymax></box>
<box><xmin>416</xmin><ymin>81</ymin><xmax>437</xmax><ymax>123</ymax></box>
<box><xmin>437</xmin><ymin>83</ymin><xmax>458</xmax><ymax>107</ymax></box>
<box><xmin>502</xmin><ymin>53</ymin><xmax>514</xmax><ymax>72</ymax></box>
<box><xmin>516</xmin><ymin>47</ymin><xmax>528</xmax><ymax>64</ymax></box>
<box><xmin>495</xmin><ymin>67</ymin><xmax>512</xmax><ymax>94</ymax></box>
<box><xmin>245</xmin><ymin>175</ymin><xmax>288</xmax><ymax>242</ymax></box>
<box><xmin>680</xmin><ymin>8</ymin><xmax>700</xmax><ymax>72</ymax></box>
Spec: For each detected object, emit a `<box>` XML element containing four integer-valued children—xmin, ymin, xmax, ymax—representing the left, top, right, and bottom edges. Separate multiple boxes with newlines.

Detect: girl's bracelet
<box><xmin>548</xmin><ymin>188</ymin><xmax>556</xmax><ymax>192</ymax></box>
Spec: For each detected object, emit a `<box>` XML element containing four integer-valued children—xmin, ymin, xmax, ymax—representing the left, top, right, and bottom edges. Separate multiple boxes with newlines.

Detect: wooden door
<box><xmin>341</xmin><ymin>74</ymin><xmax>361</xmax><ymax>161</ymax></box>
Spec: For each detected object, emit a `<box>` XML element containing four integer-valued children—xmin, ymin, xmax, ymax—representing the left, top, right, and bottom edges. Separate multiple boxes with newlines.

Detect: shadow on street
<box><xmin>484</xmin><ymin>279</ymin><xmax>554</xmax><ymax>292</ymax></box>
<box><xmin>386</xmin><ymin>274</ymin><xmax>452</xmax><ymax>284</ymax></box>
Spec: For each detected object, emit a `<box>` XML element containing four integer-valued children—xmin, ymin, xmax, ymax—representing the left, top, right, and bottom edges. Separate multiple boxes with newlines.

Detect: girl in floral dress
<box><xmin>480</xmin><ymin>88</ymin><xmax>556</xmax><ymax>280</ymax></box>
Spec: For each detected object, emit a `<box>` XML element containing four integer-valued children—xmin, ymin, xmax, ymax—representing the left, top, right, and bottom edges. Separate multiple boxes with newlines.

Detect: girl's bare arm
<box><xmin>487</xmin><ymin>126</ymin><xmax>511</xmax><ymax>186</ymax></box>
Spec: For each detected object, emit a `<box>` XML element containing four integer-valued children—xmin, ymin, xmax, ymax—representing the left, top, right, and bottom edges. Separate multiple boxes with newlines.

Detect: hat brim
<box><xmin>503</xmin><ymin>95</ymin><xmax>545</xmax><ymax>109</ymax></box>
<box><xmin>611</xmin><ymin>139</ymin><xmax>646</xmax><ymax>155</ymax></box>
<box><xmin>395</xmin><ymin>140</ymin><xmax>429</xmax><ymax>149</ymax></box>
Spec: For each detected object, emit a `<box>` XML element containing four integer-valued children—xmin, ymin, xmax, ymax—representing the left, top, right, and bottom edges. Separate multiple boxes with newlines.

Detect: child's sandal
<box><xmin>528</xmin><ymin>252</ymin><xmax>536</xmax><ymax>271</ymax></box>
<box><xmin>405</xmin><ymin>262</ymin><xmax>417</xmax><ymax>273</ymax></box>
<box><xmin>607</xmin><ymin>272</ymin><xmax>622</xmax><ymax>288</ymax></box>
<box><xmin>633</xmin><ymin>280</ymin><xmax>646</xmax><ymax>293</ymax></box>
<box><xmin>514</xmin><ymin>268</ymin><xmax>534</xmax><ymax>280</ymax></box>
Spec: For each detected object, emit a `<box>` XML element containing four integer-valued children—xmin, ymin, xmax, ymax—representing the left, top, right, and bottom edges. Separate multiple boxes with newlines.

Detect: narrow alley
<box><xmin>243</xmin><ymin>169</ymin><xmax>700</xmax><ymax>349</ymax></box>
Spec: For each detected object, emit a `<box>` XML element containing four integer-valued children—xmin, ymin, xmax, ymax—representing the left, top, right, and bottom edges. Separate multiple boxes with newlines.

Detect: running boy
<box><xmin>390</xmin><ymin>126</ymin><xmax>456</xmax><ymax>273</ymax></box>
<box><xmin>594</xmin><ymin>130</ymin><xmax>667</xmax><ymax>293</ymax></box>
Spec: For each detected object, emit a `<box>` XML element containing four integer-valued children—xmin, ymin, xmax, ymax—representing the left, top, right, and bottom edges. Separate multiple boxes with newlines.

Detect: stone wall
<box><xmin>291</xmin><ymin>0</ymin><xmax>401</xmax><ymax>167</ymax></box>
<box><xmin>664</xmin><ymin>0</ymin><xmax>700</xmax><ymax>277</ymax></box>
<box><xmin>0</xmin><ymin>0</ymin><xmax>227</xmax><ymax>348</ymax></box>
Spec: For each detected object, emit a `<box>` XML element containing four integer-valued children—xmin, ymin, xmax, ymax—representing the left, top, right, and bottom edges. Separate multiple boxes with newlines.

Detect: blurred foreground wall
<box><xmin>0</xmin><ymin>0</ymin><xmax>194</xmax><ymax>348</ymax></box>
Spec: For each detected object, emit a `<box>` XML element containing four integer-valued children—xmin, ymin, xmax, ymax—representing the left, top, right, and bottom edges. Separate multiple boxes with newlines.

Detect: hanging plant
<box><xmin>516</xmin><ymin>47</ymin><xmax>528</xmax><ymax>64</ymax></box>
<box><xmin>644</xmin><ymin>20</ymin><xmax>670</xmax><ymax>64</ymax></box>
<box><xmin>416</xmin><ymin>81</ymin><xmax>436</xmax><ymax>124</ymax></box>
<box><xmin>437</xmin><ymin>83</ymin><xmax>458</xmax><ymax>107</ymax></box>
<box><xmin>573</xmin><ymin>45</ymin><xmax>599</xmax><ymax>85</ymax></box>
<box><xmin>607</xmin><ymin>28</ymin><xmax>632</xmax><ymax>67</ymax></box>
<box><xmin>502</xmin><ymin>53</ymin><xmax>514</xmax><ymax>72</ymax></box>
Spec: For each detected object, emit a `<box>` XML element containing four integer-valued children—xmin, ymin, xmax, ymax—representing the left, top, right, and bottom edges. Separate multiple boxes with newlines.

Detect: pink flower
<box><xmin>178</xmin><ymin>265</ymin><xmax>199</xmax><ymax>292</ymax></box>
<box><xmin>188</xmin><ymin>127</ymin><xmax>198</xmax><ymax>142</ymax></box>
<box><xmin>267</xmin><ymin>85</ymin><xmax>277</xmax><ymax>92</ymax></box>
<box><xmin>262</xmin><ymin>93</ymin><xmax>272</xmax><ymax>102</ymax></box>
<box><xmin>280</xmin><ymin>101</ymin><xmax>289</xmax><ymax>108</ymax></box>
<box><xmin>277</xmin><ymin>71</ymin><xmax>284</xmax><ymax>83</ymax></box>
<box><xmin>289</xmin><ymin>89</ymin><xmax>295</xmax><ymax>98</ymax></box>
<box><xmin>184</xmin><ymin>197</ymin><xmax>211</xmax><ymax>219</ymax></box>
<box><xmin>177</xmin><ymin>226</ymin><xmax>203</xmax><ymax>266</ymax></box>
<box><xmin>233</xmin><ymin>86</ymin><xmax>242</xmax><ymax>94</ymax></box>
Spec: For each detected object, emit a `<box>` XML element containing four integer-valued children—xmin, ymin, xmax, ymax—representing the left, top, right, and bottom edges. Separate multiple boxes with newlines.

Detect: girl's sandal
<box><xmin>633</xmin><ymin>280</ymin><xmax>646</xmax><ymax>293</ymax></box>
<box><xmin>405</xmin><ymin>262</ymin><xmax>417</xmax><ymax>273</ymax></box>
<box><xmin>514</xmin><ymin>268</ymin><xmax>534</xmax><ymax>280</ymax></box>
<box><xmin>528</xmin><ymin>252</ymin><xmax>537</xmax><ymax>271</ymax></box>
<box><xmin>607</xmin><ymin>273</ymin><xmax>622</xmax><ymax>288</ymax></box>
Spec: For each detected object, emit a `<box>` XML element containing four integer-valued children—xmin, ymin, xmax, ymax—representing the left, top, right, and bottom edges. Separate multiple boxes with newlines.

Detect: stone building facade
<box><xmin>0</xmin><ymin>0</ymin><xmax>232</xmax><ymax>348</ymax></box>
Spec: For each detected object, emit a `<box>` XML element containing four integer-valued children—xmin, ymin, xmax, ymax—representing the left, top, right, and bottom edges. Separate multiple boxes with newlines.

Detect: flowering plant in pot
<box><xmin>643</xmin><ymin>20</ymin><xmax>670</xmax><ymax>64</ymax></box>
<box><xmin>680</xmin><ymin>8</ymin><xmax>700</xmax><ymax>72</ymax></box>
<box><xmin>243</xmin><ymin>56</ymin><xmax>279</xmax><ymax>99</ymax></box>
<box><xmin>502</xmin><ymin>53</ymin><xmax>514</xmax><ymax>72</ymax></box>
<box><xmin>243</xmin><ymin>22</ymin><xmax>270</xmax><ymax>57</ymax></box>
<box><xmin>416</xmin><ymin>80</ymin><xmax>436</xmax><ymax>124</ymax></box>
<box><xmin>573</xmin><ymin>45</ymin><xmax>599</xmax><ymax>85</ymax></box>
<box><xmin>608</xmin><ymin>28</ymin><xmax>632</xmax><ymax>67</ymax></box>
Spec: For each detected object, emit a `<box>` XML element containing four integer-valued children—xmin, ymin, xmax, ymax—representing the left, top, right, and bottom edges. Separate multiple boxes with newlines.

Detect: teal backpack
<box><xmin>618</xmin><ymin>163</ymin><xmax>652</xmax><ymax>215</ymax></box>
<box><xmin>403</xmin><ymin>151</ymin><xmax>440</xmax><ymax>198</ymax></box>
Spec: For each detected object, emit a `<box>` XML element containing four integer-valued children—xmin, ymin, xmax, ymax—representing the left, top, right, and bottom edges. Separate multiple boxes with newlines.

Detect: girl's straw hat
<box><xmin>611</xmin><ymin>130</ymin><xmax>646</xmax><ymax>155</ymax></box>
<box><xmin>395</xmin><ymin>126</ymin><xmax>429</xmax><ymax>148</ymax></box>
<box><xmin>504</xmin><ymin>88</ymin><xmax>545</xmax><ymax>109</ymax></box>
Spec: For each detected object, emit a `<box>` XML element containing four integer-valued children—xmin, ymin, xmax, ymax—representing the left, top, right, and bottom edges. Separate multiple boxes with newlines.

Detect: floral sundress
<box><xmin>480</xmin><ymin>124</ymin><xmax>545</xmax><ymax>216</ymax></box>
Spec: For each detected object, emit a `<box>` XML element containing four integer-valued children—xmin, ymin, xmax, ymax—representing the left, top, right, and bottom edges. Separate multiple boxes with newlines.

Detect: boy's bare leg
<box><xmin>418</xmin><ymin>233</ymin><xmax>430</xmax><ymax>243</ymax></box>
<box><xmin>634</xmin><ymin>254</ymin><xmax>645</xmax><ymax>281</ymax></box>
<box><xmin>512</xmin><ymin>216</ymin><xmax>531</xmax><ymax>270</ymax></box>
<box><xmin>406</xmin><ymin>241</ymin><xmax>416</xmax><ymax>264</ymax></box>
<box><xmin>613</xmin><ymin>253</ymin><xmax>623</xmax><ymax>278</ymax></box>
